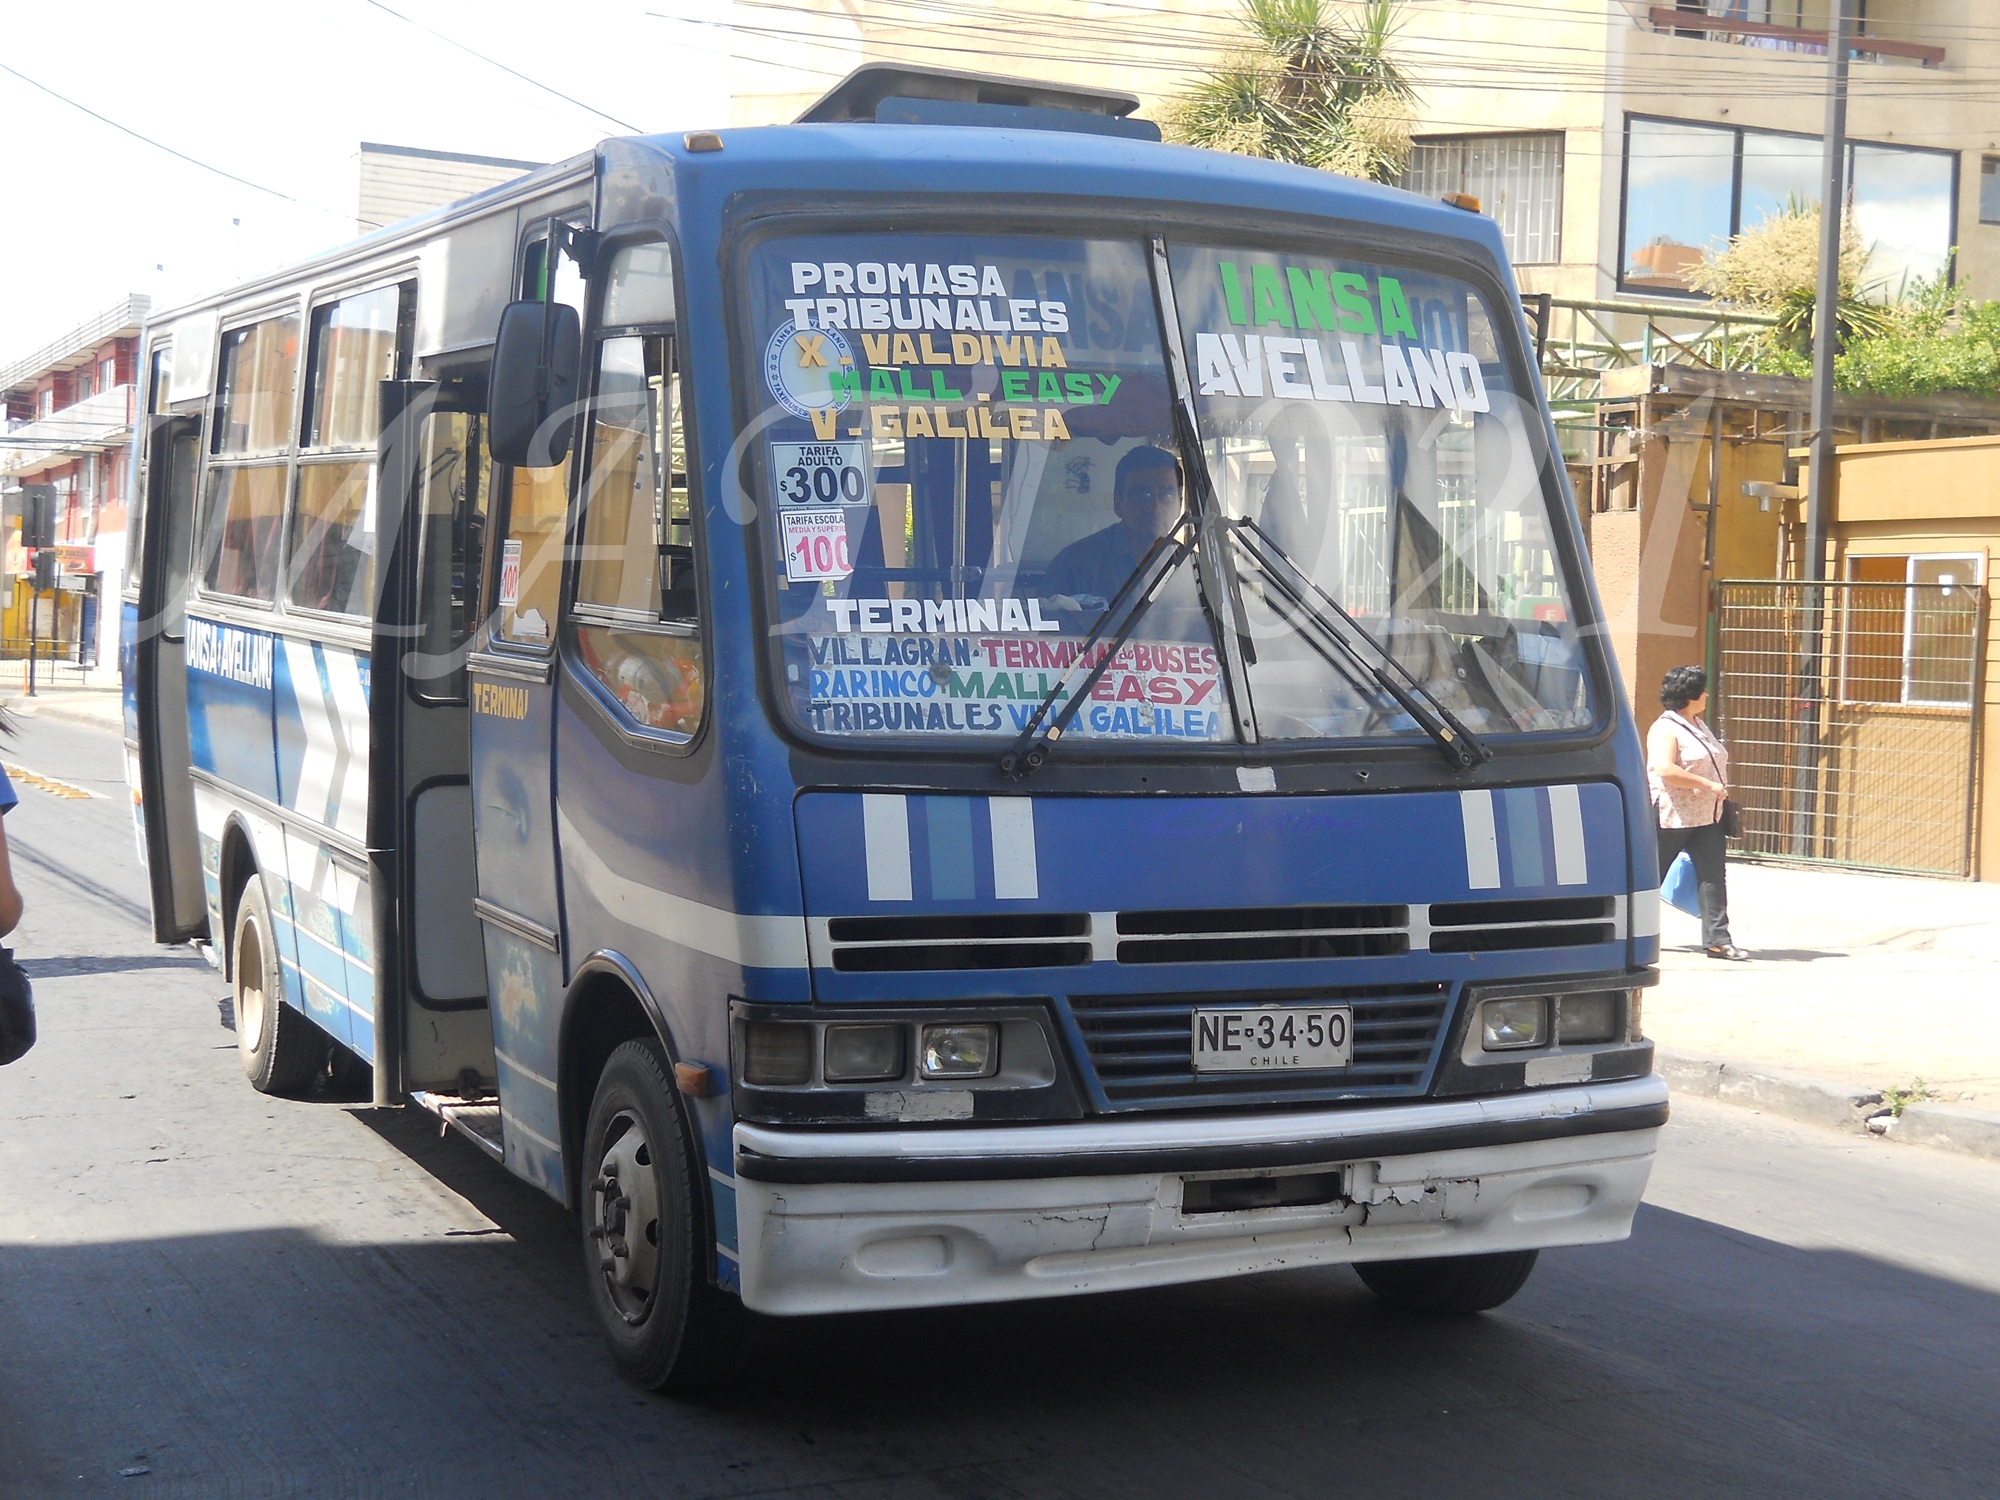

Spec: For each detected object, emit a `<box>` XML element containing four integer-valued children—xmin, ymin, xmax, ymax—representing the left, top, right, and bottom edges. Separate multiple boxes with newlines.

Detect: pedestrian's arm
<box><xmin>0</xmin><ymin>815</ymin><xmax>21</xmax><ymax>938</ymax></box>
<box><xmin>1648</xmin><ymin>720</ymin><xmax>1723</xmax><ymax>796</ymax></box>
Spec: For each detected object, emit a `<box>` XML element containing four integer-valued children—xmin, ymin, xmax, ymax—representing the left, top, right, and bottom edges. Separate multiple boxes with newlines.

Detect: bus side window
<box><xmin>197</xmin><ymin>465</ymin><xmax>286</xmax><ymax>604</ymax></box>
<box><xmin>126</xmin><ymin>346</ymin><xmax>175</xmax><ymax>599</ymax></box>
<box><xmin>572</xmin><ymin>318</ymin><xmax>703</xmax><ymax>740</ymax></box>
<box><xmin>491</xmin><ymin>231</ymin><xmax>584</xmax><ymax>650</ymax></box>
<box><xmin>412</xmin><ymin>409</ymin><xmax>489</xmax><ymax>702</ymax></box>
<box><xmin>159</xmin><ymin>428</ymin><xmax>200</xmax><ymax>640</ymax></box>
<box><xmin>199</xmin><ymin>308</ymin><xmax>300</xmax><ymax>606</ymax></box>
<box><xmin>287</xmin><ymin>281</ymin><xmax>412</xmax><ymax>618</ymax></box>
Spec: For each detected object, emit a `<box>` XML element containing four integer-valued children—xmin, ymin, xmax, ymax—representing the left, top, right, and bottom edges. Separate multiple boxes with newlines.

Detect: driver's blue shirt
<box><xmin>1042</xmin><ymin>524</ymin><xmax>1151</xmax><ymax>607</ymax></box>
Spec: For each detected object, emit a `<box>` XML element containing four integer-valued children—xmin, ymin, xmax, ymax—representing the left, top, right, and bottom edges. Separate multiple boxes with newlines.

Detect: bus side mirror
<box><xmin>490</xmin><ymin>299</ymin><xmax>581</xmax><ymax>468</ymax></box>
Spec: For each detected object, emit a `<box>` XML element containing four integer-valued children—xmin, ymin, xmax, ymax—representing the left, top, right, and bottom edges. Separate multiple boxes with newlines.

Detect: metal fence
<box><xmin>1713</xmin><ymin>580</ymin><xmax>1987</xmax><ymax>879</ymax></box>
<box><xmin>0</xmin><ymin>640</ymin><xmax>92</xmax><ymax>692</ymax></box>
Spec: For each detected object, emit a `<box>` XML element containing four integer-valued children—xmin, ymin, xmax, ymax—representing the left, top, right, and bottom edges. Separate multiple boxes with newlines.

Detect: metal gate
<box><xmin>1713</xmin><ymin>579</ymin><xmax>1987</xmax><ymax>878</ymax></box>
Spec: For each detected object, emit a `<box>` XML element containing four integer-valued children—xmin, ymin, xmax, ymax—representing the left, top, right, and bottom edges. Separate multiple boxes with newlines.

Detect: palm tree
<box><xmin>1166</xmin><ymin>0</ymin><xmax>1416</xmax><ymax>183</ymax></box>
<box><xmin>1687</xmin><ymin>201</ymin><xmax>1893</xmax><ymax>360</ymax></box>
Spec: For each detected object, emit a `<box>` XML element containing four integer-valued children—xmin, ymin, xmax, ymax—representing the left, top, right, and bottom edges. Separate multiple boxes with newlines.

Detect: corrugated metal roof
<box><xmin>358</xmin><ymin>143</ymin><xmax>544</xmax><ymax>235</ymax></box>
<box><xmin>0</xmin><ymin>297</ymin><xmax>150</xmax><ymax>394</ymax></box>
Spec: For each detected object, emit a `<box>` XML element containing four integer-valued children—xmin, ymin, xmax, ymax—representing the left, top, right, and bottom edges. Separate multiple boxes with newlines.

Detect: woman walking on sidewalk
<box><xmin>1649</xmin><ymin>665</ymin><xmax>1748</xmax><ymax>961</ymax></box>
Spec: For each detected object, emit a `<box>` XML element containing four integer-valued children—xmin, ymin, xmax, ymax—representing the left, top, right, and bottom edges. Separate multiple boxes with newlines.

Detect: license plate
<box><xmin>1191</xmin><ymin>1006</ymin><xmax>1353</xmax><ymax>1074</ymax></box>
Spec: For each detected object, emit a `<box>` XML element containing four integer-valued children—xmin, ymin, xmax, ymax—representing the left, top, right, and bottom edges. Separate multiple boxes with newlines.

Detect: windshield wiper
<box><xmin>998</xmin><ymin>524</ymin><xmax>1194</xmax><ymax>779</ymax></box>
<box><xmin>1230</xmin><ymin>515</ymin><xmax>1492</xmax><ymax>771</ymax></box>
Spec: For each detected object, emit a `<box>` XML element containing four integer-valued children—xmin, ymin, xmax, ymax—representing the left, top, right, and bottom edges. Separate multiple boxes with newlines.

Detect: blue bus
<box><xmin>125</xmin><ymin>66</ymin><xmax>1665</xmax><ymax>1391</ymax></box>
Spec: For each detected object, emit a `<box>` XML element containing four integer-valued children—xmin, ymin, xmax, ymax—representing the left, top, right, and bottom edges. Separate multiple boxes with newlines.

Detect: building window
<box><xmin>1621</xmin><ymin>115</ymin><xmax>1959</xmax><ymax>295</ymax></box>
<box><xmin>1841</xmin><ymin>554</ymin><xmax>1984</xmax><ymax>707</ymax></box>
<box><xmin>1982</xmin><ymin>158</ymin><xmax>2000</xmax><ymax>225</ymax></box>
<box><xmin>1401</xmin><ymin>133</ymin><xmax>1565</xmax><ymax>265</ymax></box>
<box><xmin>100</xmin><ymin>356</ymin><xmax>117</xmax><ymax>391</ymax></box>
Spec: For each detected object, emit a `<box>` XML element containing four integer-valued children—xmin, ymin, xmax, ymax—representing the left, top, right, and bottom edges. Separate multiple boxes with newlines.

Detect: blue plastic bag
<box><xmin>1661</xmin><ymin>850</ymin><xmax>1701</xmax><ymax>916</ymax></box>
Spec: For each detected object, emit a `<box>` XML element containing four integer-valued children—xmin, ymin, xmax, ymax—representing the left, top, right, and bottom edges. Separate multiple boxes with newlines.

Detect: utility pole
<box><xmin>1804</xmin><ymin>0</ymin><xmax>1852</xmax><ymax>582</ymax></box>
<box><xmin>1794</xmin><ymin>0</ymin><xmax>1852</xmax><ymax>861</ymax></box>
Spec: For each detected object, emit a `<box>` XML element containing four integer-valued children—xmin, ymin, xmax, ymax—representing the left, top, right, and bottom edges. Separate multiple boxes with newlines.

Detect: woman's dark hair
<box><xmin>1660</xmin><ymin>665</ymin><xmax>1709</xmax><ymax>711</ymax></box>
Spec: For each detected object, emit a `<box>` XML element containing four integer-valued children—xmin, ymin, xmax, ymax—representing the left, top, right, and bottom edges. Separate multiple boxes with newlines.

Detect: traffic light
<box><xmin>31</xmin><ymin>550</ymin><xmax>56</xmax><ymax>592</ymax></box>
<box><xmin>19</xmin><ymin>484</ymin><xmax>56</xmax><ymax>550</ymax></box>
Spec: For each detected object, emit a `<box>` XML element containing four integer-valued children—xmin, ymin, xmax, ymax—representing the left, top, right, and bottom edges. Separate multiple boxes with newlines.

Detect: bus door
<box><xmin>131</xmin><ymin>411</ymin><xmax>208</xmax><ymax>942</ymax></box>
<box><xmin>371</xmin><ymin>378</ymin><xmax>496</xmax><ymax>1106</ymax></box>
<box><xmin>463</xmin><ymin>224</ymin><xmax>586</xmax><ymax>1194</ymax></box>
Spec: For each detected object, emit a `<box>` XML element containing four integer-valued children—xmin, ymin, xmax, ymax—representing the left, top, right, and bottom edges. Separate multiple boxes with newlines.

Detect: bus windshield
<box><xmin>747</xmin><ymin>228</ymin><xmax>1592</xmax><ymax>748</ymax></box>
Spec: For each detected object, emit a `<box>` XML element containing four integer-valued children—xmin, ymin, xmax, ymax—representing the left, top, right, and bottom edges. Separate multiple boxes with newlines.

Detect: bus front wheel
<box><xmin>232</xmin><ymin>875</ymin><xmax>324</xmax><ymax>1096</ymax></box>
<box><xmin>581</xmin><ymin>1038</ymin><xmax>748</xmax><ymax>1393</ymax></box>
<box><xmin>1354</xmin><ymin>1250</ymin><xmax>1539</xmax><ymax>1315</ymax></box>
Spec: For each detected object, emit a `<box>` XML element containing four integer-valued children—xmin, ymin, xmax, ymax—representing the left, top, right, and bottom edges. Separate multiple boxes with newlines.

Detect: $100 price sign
<box><xmin>781</xmin><ymin>507</ymin><xmax>852</xmax><ymax>581</ymax></box>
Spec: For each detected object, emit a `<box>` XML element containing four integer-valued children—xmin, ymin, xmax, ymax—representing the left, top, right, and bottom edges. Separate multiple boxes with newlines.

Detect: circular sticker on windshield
<box><xmin>764</xmin><ymin>320</ymin><xmax>855</xmax><ymax>420</ymax></box>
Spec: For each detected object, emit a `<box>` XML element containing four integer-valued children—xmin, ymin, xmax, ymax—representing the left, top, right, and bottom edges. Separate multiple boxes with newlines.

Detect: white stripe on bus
<box><xmin>555</xmin><ymin>808</ymin><xmax>810</xmax><ymax>969</ymax></box>
<box><xmin>862</xmin><ymin>793</ymin><xmax>913</xmax><ymax>902</ymax></box>
<box><xmin>323</xmin><ymin>647</ymin><xmax>371</xmax><ymax>841</ymax></box>
<box><xmin>1459</xmin><ymin>790</ymin><xmax>1501</xmax><ymax>890</ymax></box>
<box><xmin>1547</xmin><ymin>784</ymin><xmax>1589</xmax><ymax>886</ymax></box>
<box><xmin>988</xmin><ymin>797</ymin><xmax>1039</xmax><ymax>900</ymax></box>
<box><xmin>285</xmin><ymin>639</ymin><xmax>337</xmax><ymax>827</ymax></box>
<box><xmin>495</xmin><ymin>1048</ymin><xmax>557</xmax><ymax>1093</ymax></box>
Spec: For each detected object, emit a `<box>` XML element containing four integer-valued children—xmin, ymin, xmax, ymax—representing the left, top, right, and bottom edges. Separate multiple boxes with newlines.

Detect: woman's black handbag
<box><xmin>0</xmin><ymin>948</ymin><xmax>34</xmax><ymax>1065</ymax></box>
<box><xmin>1720</xmin><ymin>798</ymin><xmax>1744</xmax><ymax>840</ymax></box>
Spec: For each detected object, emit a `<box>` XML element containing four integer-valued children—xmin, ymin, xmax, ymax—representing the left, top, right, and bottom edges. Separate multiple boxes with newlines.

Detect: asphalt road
<box><xmin>3</xmin><ymin>712</ymin><xmax>1998</xmax><ymax>1499</ymax></box>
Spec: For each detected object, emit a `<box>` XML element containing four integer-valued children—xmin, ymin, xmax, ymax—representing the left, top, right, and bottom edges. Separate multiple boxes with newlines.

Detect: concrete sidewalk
<box><xmin>3</xmin><ymin>683</ymin><xmax>123</xmax><ymax>734</ymax></box>
<box><xmin>1648</xmin><ymin>859</ymin><xmax>2000</xmax><ymax>1158</ymax></box>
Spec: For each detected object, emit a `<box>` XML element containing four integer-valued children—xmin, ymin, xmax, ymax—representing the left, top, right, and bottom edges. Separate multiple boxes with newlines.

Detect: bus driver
<box><xmin>1042</xmin><ymin>445</ymin><xmax>1187</xmax><ymax>614</ymax></box>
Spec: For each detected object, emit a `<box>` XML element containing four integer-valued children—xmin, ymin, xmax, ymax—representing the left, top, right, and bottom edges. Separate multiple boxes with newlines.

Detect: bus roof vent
<box><xmin>796</xmin><ymin>63</ymin><xmax>1161</xmax><ymax>142</ymax></box>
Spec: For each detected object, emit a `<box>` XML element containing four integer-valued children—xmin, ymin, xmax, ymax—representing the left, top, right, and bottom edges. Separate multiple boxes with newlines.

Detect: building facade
<box><xmin>0</xmin><ymin>296</ymin><xmax>149</xmax><ymax>675</ymax></box>
<box><xmin>728</xmin><ymin>2</ymin><xmax>1997</xmax><ymax>302</ymax></box>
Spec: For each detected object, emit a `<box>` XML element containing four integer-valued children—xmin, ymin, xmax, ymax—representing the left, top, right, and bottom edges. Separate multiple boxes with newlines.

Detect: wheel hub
<box><xmin>237</xmin><ymin>919</ymin><xmax>266</xmax><ymax>1054</ymax></box>
<box><xmin>592</xmin><ymin>1111</ymin><xmax>662</xmax><ymax>1324</ymax></box>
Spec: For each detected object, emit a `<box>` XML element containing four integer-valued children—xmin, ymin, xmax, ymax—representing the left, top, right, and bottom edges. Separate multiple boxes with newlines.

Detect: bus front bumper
<box><xmin>730</xmin><ymin>1074</ymin><xmax>1668</xmax><ymax>1315</ymax></box>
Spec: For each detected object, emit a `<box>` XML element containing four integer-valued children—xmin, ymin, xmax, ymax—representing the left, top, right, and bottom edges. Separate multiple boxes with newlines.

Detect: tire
<box><xmin>581</xmin><ymin>1038</ymin><xmax>748</xmax><ymax>1393</ymax></box>
<box><xmin>1354</xmin><ymin>1250</ymin><xmax>1539</xmax><ymax>1315</ymax></box>
<box><xmin>232</xmin><ymin>874</ymin><xmax>324</xmax><ymax>1096</ymax></box>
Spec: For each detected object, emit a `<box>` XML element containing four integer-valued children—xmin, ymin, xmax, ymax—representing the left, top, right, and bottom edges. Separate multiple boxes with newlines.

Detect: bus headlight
<box><xmin>823</xmin><ymin>1024</ymin><xmax>906</xmax><ymax>1083</ymax></box>
<box><xmin>1558</xmin><ymin>991</ymin><xmax>1621</xmax><ymax>1045</ymax></box>
<box><xmin>1480</xmin><ymin>997</ymin><xmax>1548</xmax><ymax>1051</ymax></box>
<box><xmin>919</xmin><ymin>1023</ymin><xmax>998</xmax><ymax>1079</ymax></box>
<box><xmin>743</xmin><ymin>1022</ymin><xmax>813</xmax><ymax>1085</ymax></box>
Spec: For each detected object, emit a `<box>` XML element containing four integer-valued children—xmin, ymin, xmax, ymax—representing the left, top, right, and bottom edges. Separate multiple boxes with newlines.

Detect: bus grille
<box><xmin>1426</xmin><ymin>896</ymin><xmax>1617</xmax><ymax>954</ymax></box>
<box><xmin>1114</xmin><ymin>904</ymin><xmax>1408</xmax><ymax>965</ymax></box>
<box><xmin>1068</xmin><ymin>984</ymin><xmax>1452</xmax><ymax>1111</ymax></box>
<box><xmin>826</xmin><ymin>912</ymin><xmax>1092</xmax><ymax>972</ymax></box>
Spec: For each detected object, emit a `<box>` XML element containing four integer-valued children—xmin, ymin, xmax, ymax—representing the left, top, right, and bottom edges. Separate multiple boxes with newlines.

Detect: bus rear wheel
<box><xmin>1354</xmin><ymin>1250</ymin><xmax>1539</xmax><ymax>1314</ymax></box>
<box><xmin>232</xmin><ymin>875</ymin><xmax>324</xmax><ymax>1096</ymax></box>
<box><xmin>581</xmin><ymin>1038</ymin><xmax>748</xmax><ymax>1393</ymax></box>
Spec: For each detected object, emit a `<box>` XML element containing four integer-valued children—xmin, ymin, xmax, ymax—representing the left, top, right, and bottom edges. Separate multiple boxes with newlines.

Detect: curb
<box><xmin>1656</xmin><ymin>1050</ymin><xmax>1882</xmax><ymax>1131</ymax></box>
<box><xmin>1656</xmin><ymin>1048</ymin><xmax>2000</xmax><ymax>1164</ymax></box>
<box><xmin>1891</xmin><ymin>1101</ymin><xmax>2000</xmax><ymax>1163</ymax></box>
<box><xmin>4</xmin><ymin>700</ymin><xmax>122</xmax><ymax>733</ymax></box>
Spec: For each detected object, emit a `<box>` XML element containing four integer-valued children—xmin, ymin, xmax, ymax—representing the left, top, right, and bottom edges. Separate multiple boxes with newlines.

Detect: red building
<box><xmin>0</xmin><ymin>295</ymin><xmax>148</xmax><ymax>673</ymax></box>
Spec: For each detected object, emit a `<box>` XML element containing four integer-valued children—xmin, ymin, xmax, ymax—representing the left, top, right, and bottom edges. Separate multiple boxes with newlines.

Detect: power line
<box><xmin>718</xmin><ymin>0</ymin><xmax>2000</xmax><ymax>98</ymax></box>
<box><xmin>358</xmin><ymin>0</ymin><xmax>644</xmax><ymax>134</ymax></box>
<box><xmin>0</xmin><ymin>61</ymin><xmax>355</xmax><ymax>224</ymax></box>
